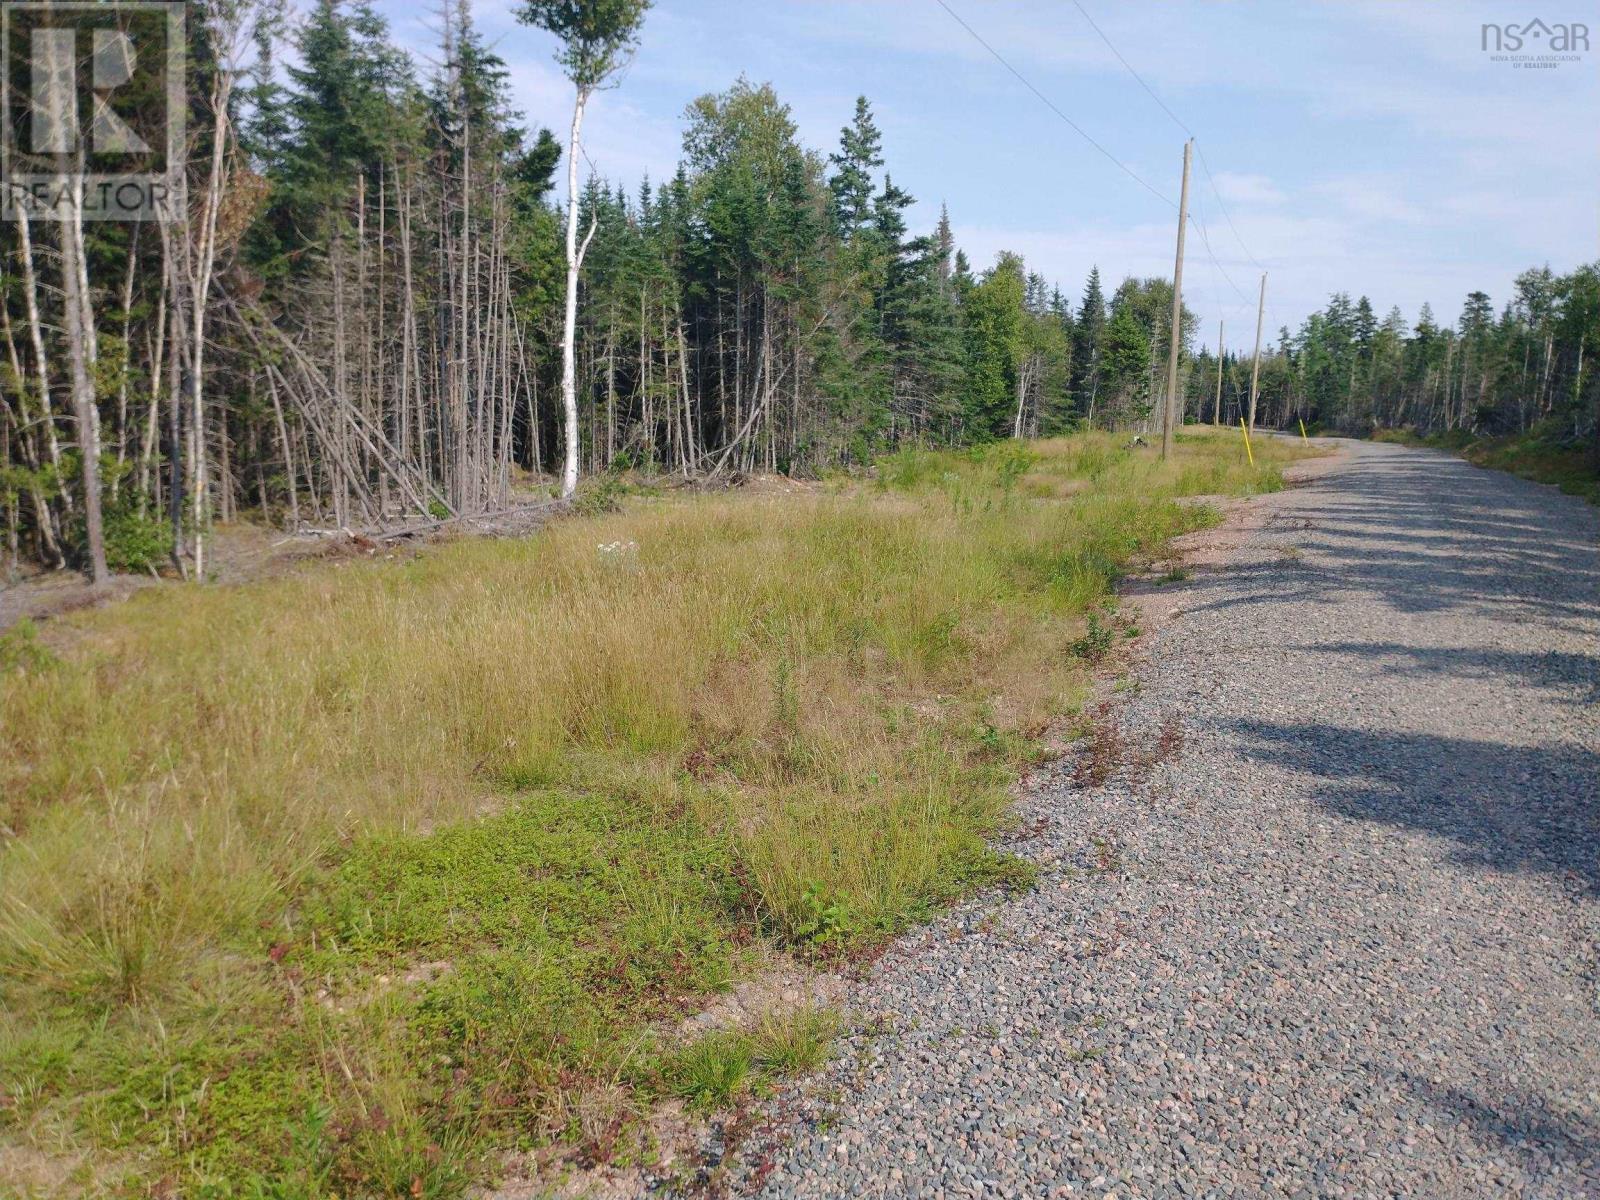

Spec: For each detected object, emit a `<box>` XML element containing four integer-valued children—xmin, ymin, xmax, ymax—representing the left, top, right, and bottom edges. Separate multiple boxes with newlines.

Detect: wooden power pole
<box><xmin>1212</xmin><ymin>319</ymin><xmax>1224</xmax><ymax>425</ymax></box>
<box><xmin>1161</xmin><ymin>139</ymin><xmax>1192</xmax><ymax>460</ymax></box>
<box><xmin>1246</xmin><ymin>271</ymin><xmax>1267</xmax><ymax>432</ymax></box>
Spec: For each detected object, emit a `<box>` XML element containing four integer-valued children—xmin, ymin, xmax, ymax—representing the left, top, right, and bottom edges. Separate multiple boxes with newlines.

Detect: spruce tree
<box><xmin>828</xmin><ymin>96</ymin><xmax>884</xmax><ymax>241</ymax></box>
<box><xmin>934</xmin><ymin>204</ymin><xmax>956</xmax><ymax>297</ymax></box>
<box><xmin>1073</xmin><ymin>266</ymin><xmax>1107</xmax><ymax>421</ymax></box>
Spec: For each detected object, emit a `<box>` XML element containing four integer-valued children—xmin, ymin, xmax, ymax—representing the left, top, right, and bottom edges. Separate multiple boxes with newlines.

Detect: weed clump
<box><xmin>1070</xmin><ymin>611</ymin><xmax>1116</xmax><ymax>662</ymax></box>
<box><xmin>662</xmin><ymin>1006</ymin><xmax>842</xmax><ymax>1113</ymax></box>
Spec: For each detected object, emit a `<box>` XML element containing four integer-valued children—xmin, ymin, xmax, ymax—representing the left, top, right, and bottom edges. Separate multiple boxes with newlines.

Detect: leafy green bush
<box><xmin>1070</xmin><ymin>612</ymin><xmax>1116</xmax><ymax>663</ymax></box>
<box><xmin>791</xmin><ymin>883</ymin><xmax>857</xmax><ymax>947</ymax></box>
<box><xmin>59</xmin><ymin>462</ymin><xmax>174</xmax><ymax>573</ymax></box>
<box><xmin>102</xmin><ymin>502</ymin><xmax>173</xmax><ymax>573</ymax></box>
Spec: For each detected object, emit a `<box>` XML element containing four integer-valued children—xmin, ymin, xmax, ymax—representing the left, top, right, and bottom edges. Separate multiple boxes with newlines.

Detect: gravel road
<box><xmin>735</xmin><ymin>439</ymin><xmax>1600</xmax><ymax>1199</ymax></box>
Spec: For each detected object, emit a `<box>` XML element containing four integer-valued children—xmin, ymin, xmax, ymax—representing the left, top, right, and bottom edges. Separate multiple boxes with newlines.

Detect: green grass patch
<box><xmin>662</xmin><ymin>1031</ymin><xmax>756</xmax><ymax>1112</ymax></box>
<box><xmin>750</xmin><ymin>1005</ymin><xmax>840</xmax><ymax>1076</ymax></box>
<box><xmin>663</xmin><ymin>1006</ymin><xmax>842</xmax><ymax>1113</ymax></box>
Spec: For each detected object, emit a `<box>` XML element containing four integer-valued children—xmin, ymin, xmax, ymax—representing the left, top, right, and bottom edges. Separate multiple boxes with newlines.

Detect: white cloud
<box><xmin>359</xmin><ymin>0</ymin><xmax>1597</xmax><ymax>335</ymax></box>
<box><xmin>1211</xmin><ymin>172</ymin><xmax>1286</xmax><ymax>207</ymax></box>
<box><xmin>1309</xmin><ymin>175</ymin><xmax>1429</xmax><ymax>226</ymax></box>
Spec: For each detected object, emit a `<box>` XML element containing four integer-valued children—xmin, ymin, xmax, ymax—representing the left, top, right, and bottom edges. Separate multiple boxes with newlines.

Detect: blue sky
<box><xmin>369</xmin><ymin>0</ymin><xmax>1599</xmax><ymax>347</ymax></box>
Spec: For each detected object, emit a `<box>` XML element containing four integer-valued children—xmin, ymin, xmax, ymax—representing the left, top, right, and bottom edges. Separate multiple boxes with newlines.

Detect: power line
<box><xmin>935</xmin><ymin>0</ymin><xmax>1272</xmax><ymax>319</ymax></box>
<box><xmin>1064</xmin><ymin>0</ymin><xmax>1269</xmax><ymax>273</ymax></box>
<box><xmin>1067</xmin><ymin>0</ymin><xmax>1191</xmax><ymax>138</ymax></box>
<box><xmin>931</xmin><ymin>0</ymin><xmax>1176</xmax><ymax>210</ymax></box>
<box><xmin>1193</xmin><ymin>186</ymin><xmax>1225</xmax><ymax>327</ymax></box>
<box><xmin>1188</xmin><ymin>209</ymin><xmax>1253</xmax><ymax>308</ymax></box>
<box><xmin>1192</xmin><ymin>185</ymin><xmax>1253</xmax><ymax>314</ymax></box>
<box><xmin>1194</xmin><ymin>144</ymin><xmax>1268</xmax><ymax>272</ymax></box>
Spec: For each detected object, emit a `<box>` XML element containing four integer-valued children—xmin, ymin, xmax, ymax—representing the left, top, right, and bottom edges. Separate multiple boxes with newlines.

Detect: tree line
<box><xmin>0</xmin><ymin>0</ymin><xmax>1212</xmax><ymax>580</ymax></box>
<box><xmin>1184</xmin><ymin>267</ymin><xmax>1600</xmax><ymax>451</ymax></box>
<box><xmin>2</xmin><ymin>0</ymin><xmax>1594</xmax><ymax>582</ymax></box>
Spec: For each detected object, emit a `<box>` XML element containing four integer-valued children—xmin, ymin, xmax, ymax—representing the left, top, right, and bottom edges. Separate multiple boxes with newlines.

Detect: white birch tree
<box><xmin>515</xmin><ymin>0</ymin><xmax>650</xmax><ymax>499</ymax></box>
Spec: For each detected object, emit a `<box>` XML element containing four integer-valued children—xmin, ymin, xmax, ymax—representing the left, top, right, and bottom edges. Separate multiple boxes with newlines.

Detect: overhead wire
<box><xmin>1060</xmin><ymin>0</ymin><xmax>1270</xmax><ymax>283</ymax></box>
<box><xmin>931</xmin><ymin>0</ymin><xmax>1177</xmax><ymax>210</ymax></box>
<box><xmin>1188</xmin><ymin>205</ymin><xmax>1253</xmax><ymax>308</ymax></box>
<box><xmin>1066</xmin><ymin>0</ymin><xmax>1191</xmax><ymax>138</ymax></box>
<box><xmin>1193</xmin><ymin>183</ymin><xmax>1246</xmax><ymax>329</ymax></box>
<box><xmin>932</xmin><ymin>0</ymin><xmax>1283</xmax><ymax>334</ymax></box>
<box><xmin>1193</xmin><ymin>144</ymin><xmax>1267</xmax><ymax>272</ymax></box>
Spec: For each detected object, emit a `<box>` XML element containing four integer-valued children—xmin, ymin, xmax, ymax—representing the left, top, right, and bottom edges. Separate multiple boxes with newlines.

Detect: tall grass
<box><xmin>0</xmin><ymin>429</ymin><xmax>1297</xmax><ymax>1194</ymax></box>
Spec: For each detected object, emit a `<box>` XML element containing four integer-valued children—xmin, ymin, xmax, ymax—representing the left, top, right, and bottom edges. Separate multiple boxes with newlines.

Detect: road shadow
<box><xmin>1303</xmin><ymin>642</ymin><xmax>1600</xmax><ymax>708</ymax></box>
<box><xmin>1399</xmin><ymin>1072</ymin><xmax>1600</xmax><ymax>1189</ymax></box>
<box><xmin>1227</xmin><ymin>718</ymin><xmax>1600</xmax><ymax>895</ymax></box>
<box><xmin>1182</xmin><ymin>452</ymin><xmax>1600</xmax><ymax>632</ymax></box>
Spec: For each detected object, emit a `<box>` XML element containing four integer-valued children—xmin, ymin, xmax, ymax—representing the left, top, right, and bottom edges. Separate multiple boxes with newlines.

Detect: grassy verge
<box><xmin>1372</xmin><ymin>425</ymin><xmax>1599</xmax><ymax>503</ymax></box>
<box><xmin>0</xmin><ymin>429</ymin><xmax>1301</xmax><ymax>1196</ymax></box>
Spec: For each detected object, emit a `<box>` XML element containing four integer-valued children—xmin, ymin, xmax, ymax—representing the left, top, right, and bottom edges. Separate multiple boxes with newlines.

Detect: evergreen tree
<box><xmin>277</xmin><ymin>0</ymin><xmax>411</xmax><ymax>234</ymax></box>
<box><xmin>933</xmin><ymin>204</ymin><xmax>956</xmax><ymax>296</ymax></box>
<box><xmin>1100</xmin><ymin>303</ymin><xmax>1152</xmax><ymax>424</ymax></box>
<box><xmin>961</xmin><ymin>253</ymin><xmax>1026</xmax><ymax>439</ymax></box>
<box><xmin>828</xmin><ymin>96</ymin><xmax>884</xmax><ymax>241</ymax></box>
<box><xmin>1073</xmin><ymin>266</ymin><xmax>1107</xmax><ymax>422</ymax></box>
<box><xmin>10</xmin><ymin>15</ymin><xmax>1596</xmax><ymax>586</ymax></box>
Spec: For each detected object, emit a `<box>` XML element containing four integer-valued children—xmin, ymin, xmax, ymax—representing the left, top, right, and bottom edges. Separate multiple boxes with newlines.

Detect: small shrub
<box><xmin>790</xmin><ymin>883</ymin><xmax>857</xmax><ymax>948</ymax></box>
<box><xmin>102</xmin><ymin>502</ymin><xmax>173</xmax><ymax>573</ymax></box>
<box><xmin>572</xmin><ymin>473</ymin><xmax>629</xmax><ymax>516</ymax></box>
<box><xmin>1070</xmin><ymin>611</ymin><xmax>1116</xmax><ymax>663</ymax></box>
<box><xmin>62</xmin><ymin>495</ymin><xmax>173</xmax><ymax>575</ymax></box>
<box><xmin>877</xmin><ymin>445</ymin><xmax>938</xmax><ymax>491</ymax></box>
<box><xmin>989</xmin><ymin>443</ymin><xmax>1036</xmax><ymax>493</ymax></box>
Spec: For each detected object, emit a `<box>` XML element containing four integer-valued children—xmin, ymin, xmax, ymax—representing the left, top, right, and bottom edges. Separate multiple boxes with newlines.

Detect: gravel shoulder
<box><xmin>724</xmin><ymin>438</ymin><xmax>1600</xmax><ymax>1199</ymax></box>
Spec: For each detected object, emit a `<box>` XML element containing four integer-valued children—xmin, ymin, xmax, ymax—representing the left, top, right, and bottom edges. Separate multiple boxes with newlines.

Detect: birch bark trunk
<box><xmin>559</xmin><ymin>88</ymin><xmax>594</xmax><ymax>499</ymax></box>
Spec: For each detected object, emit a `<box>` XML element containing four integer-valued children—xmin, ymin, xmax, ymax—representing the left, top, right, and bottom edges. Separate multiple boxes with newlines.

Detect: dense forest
<box><xmin>1</xmin><ymin>0</ymin><xmax>1595</xmax><ymax>581</ymax></box>
<box><xmin>1188</xmin><ymin>268</ymin><xmax>1600</xmax><ymax>447</ymax></box>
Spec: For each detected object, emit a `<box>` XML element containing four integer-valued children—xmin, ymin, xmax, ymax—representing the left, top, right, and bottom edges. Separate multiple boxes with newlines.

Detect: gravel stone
<box><xmin>702</xmin><ymin>439</ymin><xmax>1600</xmax><ymax>1199</ymax></box>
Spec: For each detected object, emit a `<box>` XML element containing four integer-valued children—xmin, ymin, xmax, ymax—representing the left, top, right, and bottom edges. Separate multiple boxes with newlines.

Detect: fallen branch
<box><xmin>273</xmin><ymin>499</ymin><xmax>570</xmax><ymax>546</ymax></box>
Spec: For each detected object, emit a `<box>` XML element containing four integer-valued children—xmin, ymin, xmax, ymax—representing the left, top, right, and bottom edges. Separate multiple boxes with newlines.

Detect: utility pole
<box><xmin>1212</xmin><ymin>319</ymin><xmax>1224</xmax><ymax>426</ymax></box>
<box><xmin>1160</xmin><ymin>138</ymin><xmax>1192</xmax><ymax>459</ymax></box>
<box><xmin>1246</xmin><ymin>270</ymin><xmax>1267</xmax><ymax>433</ymax></box>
